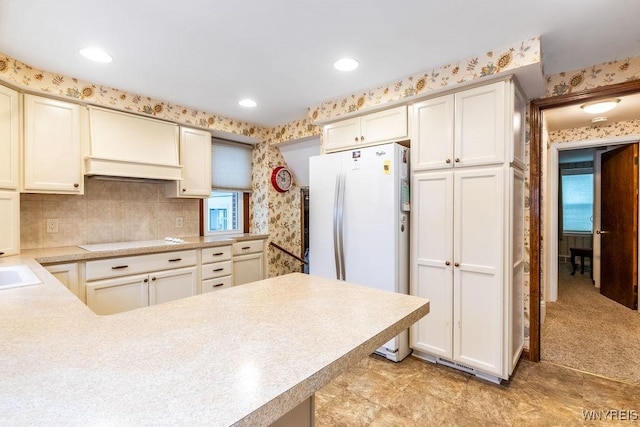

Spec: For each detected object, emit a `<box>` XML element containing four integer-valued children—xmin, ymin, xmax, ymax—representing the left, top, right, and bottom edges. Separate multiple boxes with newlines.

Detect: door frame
<box><xmin>545</xmin><ymin>137</ymin><xmax>640</xmax><ymax>305</ymax></box>
<box><xmin>529</xmin><ymin>79</ymin><xmax>640</xmax><ymax>361</ymax></box>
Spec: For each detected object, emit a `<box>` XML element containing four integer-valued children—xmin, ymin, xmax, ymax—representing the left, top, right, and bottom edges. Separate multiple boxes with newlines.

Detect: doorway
<box><xmin>529</xmin><ymin>79</ymin><xmax>640</xmax><ymax>363</ymax></box>
<box><xmin>540</xmin><ymin>140</ymin><xmax>640</xmax><ymax>384</ymax></box>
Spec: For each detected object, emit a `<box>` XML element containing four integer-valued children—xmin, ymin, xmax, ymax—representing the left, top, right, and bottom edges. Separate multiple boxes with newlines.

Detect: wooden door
<box><xmin>600</xmin><ymin>144</ymin><xmax>638</xmax><ymax>309</ymax></box>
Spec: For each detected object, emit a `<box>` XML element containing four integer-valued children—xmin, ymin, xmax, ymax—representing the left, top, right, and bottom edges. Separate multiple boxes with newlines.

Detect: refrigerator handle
<box><xmin>333</xmin><ymin>174</ymin><xmax>342</xmax><ymax>280</ymax></box>
<box><xmin>338</xmin><ymin>173</ymin><xmax>346</xmax><ymax>281</ymax></box>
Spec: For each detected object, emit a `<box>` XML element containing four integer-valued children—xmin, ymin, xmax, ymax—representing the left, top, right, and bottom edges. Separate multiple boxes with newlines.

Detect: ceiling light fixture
<box><xmin>581</xmin><ymin>99</ymin><xmax>620</xmax><ymax>114</ymax></box>
<box><xmin>239</xmin><ymin>99</ymin><xmax>257</xmax><ymax>108</ymax></box>
<box><xmin>79</xmin><ymin>47</ymin><xmax>113</xmax><ymax>63</ymax></box>
<box><xmin>334</xmin><ymin>58</ymin><xmax>359</xmax><ymax>72</ymax></box>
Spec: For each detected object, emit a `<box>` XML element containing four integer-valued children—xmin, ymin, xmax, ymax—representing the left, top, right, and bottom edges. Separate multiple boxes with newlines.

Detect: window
<box><xmin>561</xmin><ymin>169</ymin><xmax>593</xmax><ymax>233</ymax></box>
<box><xmin>204</xmin><ymin>139</ymin><xmax>252</xmax><ymax>235</ymax></box>
<box><xmin>205</xmin><ymin>191</ymin><xmax>243</xmax><ymax>233</ymax></box>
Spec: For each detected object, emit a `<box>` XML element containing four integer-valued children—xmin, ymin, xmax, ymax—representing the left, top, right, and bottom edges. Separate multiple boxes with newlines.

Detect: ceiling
<box><xmin>1</xmin><ymin>0</ymin><xmax>640</xmax><ymax>128</ymax></box>
<box><xmin>545</xmin><ymin>93</ymin><xmax>640</xmax><ymax>131</ymax></box>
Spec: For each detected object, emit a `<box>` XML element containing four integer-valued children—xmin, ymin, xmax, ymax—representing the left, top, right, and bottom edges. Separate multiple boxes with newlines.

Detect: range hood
<box><xmin>85</xmin><ymin>107</ymin><xmax>182</xmax><ymax>181</ymax></box>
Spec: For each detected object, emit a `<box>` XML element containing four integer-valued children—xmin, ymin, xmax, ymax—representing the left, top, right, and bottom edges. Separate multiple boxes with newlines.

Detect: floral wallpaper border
<box><xmin>307</xmin><ymin>37</ymin><xmax>541</xmax><ymax>123</ymax></box>
<box><xmin>546</xmin><ymin>56</ymin><xmax>640</xmax><ymax>97</ymax></box>
<box><xmin>0</xmin><ymin>53</ymin><xmax>270</xmax><ymax>141</ymax></box>
<box><xmin>548</xmin><ymin>118</ymin><xmax>640</xmax><ymax>143</ymax></box>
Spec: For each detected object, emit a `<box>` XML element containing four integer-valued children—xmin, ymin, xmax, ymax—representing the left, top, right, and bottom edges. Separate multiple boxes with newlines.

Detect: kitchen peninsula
<box><xmin>0</xmin><ymin>253</ymin><xmax>429</xmax><ymax>426</ymax></box>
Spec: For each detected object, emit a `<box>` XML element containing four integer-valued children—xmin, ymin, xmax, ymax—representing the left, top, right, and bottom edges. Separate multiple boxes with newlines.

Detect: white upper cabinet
<box><xmin>323</xmin><ymin>106</ymin><xmax>408</xmax><ymax>153</ymax></box>
<box><xmin>412</xmin><ymin>79</ymin><xmax>523</xmax><ymax>172</ymax></box>
<box><xmin>86</xmin><ymin>107</ymin><xmax>181</xmax><ymax>180</ymax></box>
<box><xmin>411</xmin><ymin>95</ymin><xmax>454</xmax><ymax>171</ymax></box>
<box><xmin>511</xmin><ymin>87</ymin><xmax>526</xmax><ymax>169</ymax></box>
<box><xmin>166</xmin><ymin>126</ymin><xmax>212</xmax><ymax>198</ymax></box>
<box><xmin>0</xmin><ymin>191</ymin><xmax>19</xmax><ymax>256</ymax></box>
<box><xmin>0</xmin><ymin>85</ymin><xmax>20</xmax><ymax>190</ymax></box>
<box><xmin>23</xmin><ymin>94</ymin><xmax>84</xmax><ymax>194</ymax></box>
<box><xmin>454</xmin><ymin>82</ymin><xmax>505</xmax><ymax>167</ymax></box>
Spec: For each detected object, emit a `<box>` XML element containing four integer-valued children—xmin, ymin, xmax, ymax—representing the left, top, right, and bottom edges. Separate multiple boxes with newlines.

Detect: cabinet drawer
<box><xmin>201</xmin><ymin>260</ymin><xmax>232</xmax><ymax>280</ymax></box>
<box><xmin>202</xmin><ymin>276</ymin><xmax>233</xmax><ymax>293</ymax></box>
<box><xmin>202</xmin><ymin>245</ymin><xmax>232</xmax><ymax>263</ymax></box>
<box><xmin>232</xmin><ymin>240</ymin><xmax>264</xmax><ymax>255</ymax></box>
<box><xmin>86</xmin><ymin>250</ymin><xmax>197</xmax><ymax>281</ymax></box>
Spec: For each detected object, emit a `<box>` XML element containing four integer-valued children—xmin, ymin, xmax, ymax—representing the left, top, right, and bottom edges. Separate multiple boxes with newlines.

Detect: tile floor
<box><xmin>315</xmin><ymin>354</ymin><xmax>640</xmax><ymax>426</ymax></box>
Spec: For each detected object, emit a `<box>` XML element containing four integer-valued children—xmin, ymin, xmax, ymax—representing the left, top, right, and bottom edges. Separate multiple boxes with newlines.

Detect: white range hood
<box><xmin>85</xmin><ymin>107</ymin><xmax>182</xmax><ymax>181</ymax></box>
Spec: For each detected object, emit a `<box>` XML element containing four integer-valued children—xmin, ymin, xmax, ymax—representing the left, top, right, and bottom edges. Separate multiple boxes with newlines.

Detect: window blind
<box><xmin>211</xmin><ymin>139</ymin><xmax>253</xmax><ymax>191</ymax></box>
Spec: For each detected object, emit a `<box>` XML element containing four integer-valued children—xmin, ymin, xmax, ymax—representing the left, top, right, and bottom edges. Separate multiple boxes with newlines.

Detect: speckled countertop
<box><xmin>0</xmin><ymin>249</ymin><xmax>429</xmax><ymax>426</ymax></box>
<box><xmin>15</xmin><ymin>234</ymin><xmax>269</xmax><ymax>264</ymax></box>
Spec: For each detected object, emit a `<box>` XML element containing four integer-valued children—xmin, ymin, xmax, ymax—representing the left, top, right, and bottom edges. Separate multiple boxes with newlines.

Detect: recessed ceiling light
<box><xmin>581</xmin><ymin>99</ymin><xmax>620</xmax><ymax>114</ymax></box>
<box><xmin>79</xmin><ymin>47</ymin><xmax>113</xmax><ymax>63</ymax></box>
<box><xmin>239</xmin><ymin>99</ymin><xmax>257</xmax><ymax>108</ymax></box>
<box><xmin>334</xmin><ymin>58</ymin><xmax>359</xmax><ymax>72</ymax></box>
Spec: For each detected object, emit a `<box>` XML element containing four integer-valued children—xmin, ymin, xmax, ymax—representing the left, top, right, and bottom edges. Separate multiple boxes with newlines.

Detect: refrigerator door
<box><xmin>309</xmin><ymin>153</ymin><xmax>343</xmax><ymax>279</ymax></box>
<box><xmin>341</xmin><ymin>144</ymin><xmax>399</xmax><ymax>293</ymax></box>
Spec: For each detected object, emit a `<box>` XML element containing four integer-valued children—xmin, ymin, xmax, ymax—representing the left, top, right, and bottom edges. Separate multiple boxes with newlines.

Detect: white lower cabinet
<box><xmin>45</xmin><ymin>263</ymin><xmax>83</xmax><ymax>302</ymax></box>
<box><xmin>411</xmin><ymin>166</ymin><xmax>523</xmax><ymax>381</ymax></box>
<box><xmin>232</xmin><ymin>240</ymin><xmax>265</xmax><ymax>285</ymax></box>
<box><xmin>85</xmin><ymin>250</ymin><xmax>197</xmax><ymax>315</ymax></box>
<box><xmin>201</xmin><ymin>245</ymin><xmax>233</xmax><ymax>293</ymax></box>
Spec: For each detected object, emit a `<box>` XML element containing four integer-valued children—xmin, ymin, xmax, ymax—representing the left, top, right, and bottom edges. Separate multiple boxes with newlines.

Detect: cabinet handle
<box><xmin>111</xmin><ymin>265</ymin><xmax>129</xmax><ymax>270</ymax></box>
<box><xmin>144</xmin><ymin>278</ymin><xmax>148</xmax><ymax>283</ymax></box>
<box><xmin>454</xmin><ymin>262</ymin><xmax>460</xmax><ymax>267</ymax></box>
<box><xmin>455</xmin><ymin>158</ymin><xmax>460</xmax><ymax>163</ymax></box>
<box><xmin>213</xmin><ymin>268</ymin><xmax>224</xmax><ymax>272</ymax></box>
<box><xmin>213</xmin><ymin>283</ymin><xmax>224</xmax><ymax>287</ymax></box>
<box><xmin>182</xmin><ymin>188</ymin><xmax>186</xmax><ymax>192</ymax></box>
<box><xmin>446</xmin><ymin>159</ymin><xmax>451</xmax><ymax>164</ymax></box>
<box><xmin>212</xmin><ymin>252</ymin><xmax>224</xmax><ymax>256</ymax></box>
<box><xmin>0</xmin><ymin>252</ymin><xmax>4</xmax><ymax>256</ymax></box>
<box><xmin>360</xmin><ymin>135</ymin><xmax>365</xmax><ymax>141</ymax></box>
<box><xmin>445</xmin><ymin>261</ymin><xmax>451</xmax><ymax>266</ymax></box>
<box><xmin>354</xmin><ymin>136</ymin><xmax>359</xmax><ymax>142</ymax></box>
<box><xmin>73</xmin><ymin>183</ymin><xmax>79</xmax><ymax>188</ymax></box>
<box><xmin>151</xmin><ymin>277</ymin><xmax>157</xmax><ymax>281</ymax></box>
<box><xmin>241</xmin><ymin>246</ymin><xmax>251</xmax><ymax>250</ymax></box>
<box><xmin>168</xmin><ymin>258</ymin><xmax>182</xmax><ymax>262</ymax></box>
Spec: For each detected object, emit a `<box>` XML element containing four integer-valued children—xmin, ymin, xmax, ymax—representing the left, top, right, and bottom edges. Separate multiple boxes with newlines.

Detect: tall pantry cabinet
<box><xmin>0</xmin><ymin>84</ymin><xmax>20</xmax><ymax>257</ymax></box>
<box><xmin>410</xmin><ymin>77</ymin><xmax>525</xmax><ymax>382</ymax></box>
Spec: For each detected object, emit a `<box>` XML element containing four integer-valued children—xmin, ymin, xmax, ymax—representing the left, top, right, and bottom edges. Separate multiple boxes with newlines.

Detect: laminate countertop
<box><xmin>16</xmin><ymin>234</ymin><xmax>269</xmax><ymax>264</ymax></box>
<box><xmin>0</xmin><ymin>257</ymin><xmax>429</xmax><ymax>426</ymax></box>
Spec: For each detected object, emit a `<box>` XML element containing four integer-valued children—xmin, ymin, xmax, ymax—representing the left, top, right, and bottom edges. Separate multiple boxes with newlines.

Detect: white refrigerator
<box><xmin>309</xmin><ymin>142</ymin><xmax>411</xmax><ymax>362</ymax></box>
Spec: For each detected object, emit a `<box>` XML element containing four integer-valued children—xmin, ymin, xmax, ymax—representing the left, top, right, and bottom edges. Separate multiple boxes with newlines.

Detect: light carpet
<box><xmin>541</xmin><ymin>263</ymin><xmax>640</xmax><ymax>385</ymax></box>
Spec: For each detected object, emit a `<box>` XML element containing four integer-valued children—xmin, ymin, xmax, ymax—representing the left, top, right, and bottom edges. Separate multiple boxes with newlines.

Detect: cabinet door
<box><xmin>0</xmin><ymin>191</ymin><xmax>19</xmax><ymax>257</ymax></box>
<box><xmin>410</xmin><ymin>171</ymin><xmax>454</xmax><ymax>358</ymax></box>
<box><xmin>411</xmin><ymin>96</ymin><xmax>454</xmax><ymax>171</ymax></box>
<box><xmin>453</xmin><ymin>167</ymin><xmax>504</xmax><ymax>375</ymax></box>
<box><xmin>86</xmin><ymin>274</ymin><xmax>149</xmax><ymax>315</ymax></box>
<box><xmin>454</xmin><ymin>82</ymin><xmax>505</xmax><ymax>167</ymax></box>
<box><xmin>233</xmin><ymin>253</ymin><xmax>265</xmax><ymax>285</ymax></box>
<box><xmin>24</xmin><ymin>95</ymin><xmax>83</xmax><ymax>193</ymax></box>
<box><xmin>509</xmin><ymin>168</ymin><xmax>525</xmax><ymax>373</ymax></box>
<box><xmin>322</xmin><ymin>117</ymin><xmax>360</xmax><ymax>153</ymax></box>
<box><xmin>360</xmin><ymin>106</ymin><xmax>408</xmax><ymax>144</ymax></box>
<box><xmin>45</xmin><ymin>263</ymin><xmax>82</xmax><ymax>302</ymax></box>
<box><xmin>511</xmin><ymin>86</ymin><xmax>526</xmax><ymax>169</ymax></box>
<box><xmin>167</xmin><ymin>127</ymin><xmax>212</xmax><ymax>198</ymax></box>
<box><xmin>0</xmin><ymin>85</ymin><xmax>19</xmax><ymax>190</ymax></box>
<box><xmin>149</xmin><ymin>266</ymin><xmax>197</xmax><ymax>305</ymax></box>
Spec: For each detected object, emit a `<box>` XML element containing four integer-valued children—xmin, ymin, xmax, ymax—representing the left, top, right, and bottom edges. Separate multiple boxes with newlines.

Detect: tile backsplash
<box><xmin>20</xmin><ymin>178</ymin><xmax>200</xmax><ymax>249</ymax></box>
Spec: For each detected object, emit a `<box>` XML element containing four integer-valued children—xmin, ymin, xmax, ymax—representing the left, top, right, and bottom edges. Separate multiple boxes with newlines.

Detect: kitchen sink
<box><xmin>0</xmin><ymin>265</ymin><xmax>41</xmax><ymax>290</ymax></box>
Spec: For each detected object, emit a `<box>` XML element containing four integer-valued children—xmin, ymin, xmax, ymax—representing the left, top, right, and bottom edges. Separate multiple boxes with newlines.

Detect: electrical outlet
<box><xmin>175</xmin><ymin>216</ymin><xmax>184</xmax><ymax>228</ymax></box>
<box><xmin>46</xmin><ymin>219</ymin><xmax>59</xmax><ymax>233</ymax></box>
